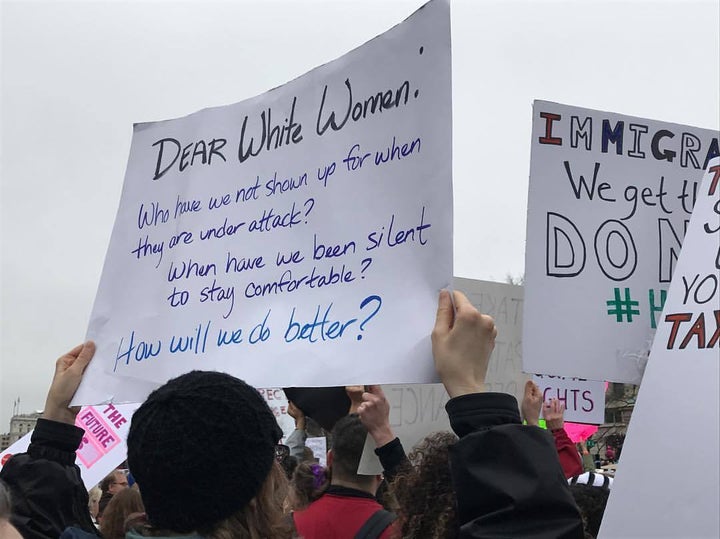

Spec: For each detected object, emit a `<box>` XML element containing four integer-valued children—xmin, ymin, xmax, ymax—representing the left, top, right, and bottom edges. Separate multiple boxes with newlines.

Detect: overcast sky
<box><xmin>1</xmin><ymin>0</ymin><xmax>718</xmax><ymax>429</ymax></box>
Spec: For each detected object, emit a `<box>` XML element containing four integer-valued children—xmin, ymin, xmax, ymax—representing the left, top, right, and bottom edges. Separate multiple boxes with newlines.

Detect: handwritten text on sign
<box><xmin>532</xmin><ymin>374</ymin><xmax>605</xmax><ymax>424</ymax></box>
<box><xmin>74</xmin><ymin>0</ymin><xmax>452</xmax><ymax>404</ymax></box>
<box><xmin>524</xmin><ymin>101</ymin><xmax>719</xmax><ymax>384</ymax></box>
<box><xmin>599</xmin><ymin>159</ymin><xmax>719</xmax><ymax>539</ymax></box>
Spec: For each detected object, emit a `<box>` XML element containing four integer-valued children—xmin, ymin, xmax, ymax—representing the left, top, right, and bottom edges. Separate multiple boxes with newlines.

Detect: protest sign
<box><xmin>73</xmin><ymin>0</ymin><xmax>452</xmax><ymax>405</ymax></box>
<box><xmin>305</xmin><ymin>436</ymin><xmax>328</xmax><ymax>467</ymax></box>
<box><xmin>455</xmin><ymin>278</ymin><xmax>528</xmax><ymax>398</ymax></box>
<box><xmin>0</xmin><ymin>403</ymin><xmax>139</xmax><ymax>489</ymax></box>
<box><xmin>532</xmin><ymin>374</ymin><xmax>605</xmax><ymax>424</ymax></box>
<box><xmin>257</xmin><ymin>388</ymin><xmax>295</xmax><ymax>440</ymax></box>
<box><xmin>524</xmin><ymin>101</ymin><xmax>719</xmax><ymax>383</ymax></box>
<box><xmin>358</xmin><ymin>279</ymin><xmax>528</xmax><ymax>474</ymax></box>
<box><xmin>599</xmin><ymin>158</ymin><xmax>719</xmax><ymax>538</ymax></box>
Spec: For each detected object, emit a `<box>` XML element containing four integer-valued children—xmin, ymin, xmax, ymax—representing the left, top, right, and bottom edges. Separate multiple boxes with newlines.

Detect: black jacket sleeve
<box><xmin>374</xmin><ymin>437</ymin><xmax>409</xmax><ymax>483</ymax></box>
<box><xmin>0</xmin><ymin>418</ymin><xmax>100</xmax><ymax>539</ymax></box>
<box><xmin>446</xmin><ymin>393</ymin><xmax>584</xmax><ymax>539</ymax></box>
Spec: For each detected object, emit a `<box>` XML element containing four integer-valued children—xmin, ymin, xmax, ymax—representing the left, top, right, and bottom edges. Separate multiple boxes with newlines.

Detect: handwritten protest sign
<box><xmin>455</xmin><ymin>278</ymin><xmax>528</xmax><ymax>397</ymax></box>
<box><xmin>305</xmin><ymin>436</ymin><xmax>328</xmax><ymax>467</ymax></box>
<box><xmin>0</xmin><ymin>403</ymin><xmax>139</xmax><ymax>489</ymax></box>
<box><xmin>73</xmin><ymin>0</ymin><xmax>452</xmax><ymax>405</ymax></box>
<box><xmin>532</xmin><ymin>374</ymin><xmax>605</xmax><ymax>424</ymax></box>
<box><xmin>599</xmin><ymin>158</ymin><xmax>719</xmax><ymax>538</ymax></box>
<box><xmin>358</xmin><ymin>279</ymin><xmax>528</xmax><ymax>474</ymax></box>
<box><xmin>257</xmin><ymin>388</ymin><xmax>295</xmax><ymax>440</ymax></box>
<box><xmin>524</xmin><ymin>101</ymin><xmax>719</xmax><ymax>384</ymax></box>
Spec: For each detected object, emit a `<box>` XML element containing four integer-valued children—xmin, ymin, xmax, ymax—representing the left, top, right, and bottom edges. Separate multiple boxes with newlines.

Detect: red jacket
<box><xmin>293</xmin><ymin>486</ymin><xmax>395</xmax><ymax>539</ymax></box>
<box><xmin>552</xmin><ymin>427</ymin><xmax>584</xmax><ymax>478</ymax></box>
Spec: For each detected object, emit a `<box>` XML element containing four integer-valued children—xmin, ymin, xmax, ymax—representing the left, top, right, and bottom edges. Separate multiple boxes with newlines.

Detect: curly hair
<box><xmin>289</xmin><ymin>461</ymin><xmax>330</xmax><ymax>510</ymax></box>
<box><xmin>569</xmin><ymin>484</ymin><xmax>610</xmax><ymax>538</ymax></box>
<box><xmin>389</xmin><ymin>431</ymin><xmax>459</xmax><ymax>539</ymax></box>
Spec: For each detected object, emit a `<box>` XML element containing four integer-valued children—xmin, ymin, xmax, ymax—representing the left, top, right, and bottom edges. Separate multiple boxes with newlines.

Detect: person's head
<box><xmin>101</xmin><ymin>470</ymin><xmax>129</xmax><ymax>495</ymax></box>
<box><xmin>289</xmin><ymin>461</ymin><xmax>329</xmax><ymax>510</ymax></box>
<box><xmin>88</xmin><ymin>486</ymin><xmax>102</xmax><ymax>519</ymax></box>
<box><xmin>127</xmin><ymin>370</ymin><xmax>290</xmax><ymax>538</ymax></box>
<box><xmin>390</xmin><ymin>431</ymin><xmax>459</xmax><ymax>539</ymax></box>
<box><xmin>327</xmin><ymin>414</ymin><xmax>380</xmax><ymax>493</ymax></box>
<box><xmin>0</xmin><ymin>480</ymin><xmax>22</xmax><ymax>539</ymax></box>
<box><xmin>100</xmin><ymin>488</ymin><xmax>145</xmax><ymax>539</ymax></box>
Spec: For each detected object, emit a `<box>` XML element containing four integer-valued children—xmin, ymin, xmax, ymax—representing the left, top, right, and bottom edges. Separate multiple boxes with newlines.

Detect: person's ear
<box><xmin>327</xmin><ymin>449</ymin><xmax>333</xmax><ymax>470</ymax></box>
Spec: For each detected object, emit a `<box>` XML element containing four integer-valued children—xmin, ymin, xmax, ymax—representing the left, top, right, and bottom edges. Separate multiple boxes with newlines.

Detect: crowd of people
<box><xmin>0</xmin><ymin>291</ymin><xmax>612</xmax><ymax>538</ymax></box>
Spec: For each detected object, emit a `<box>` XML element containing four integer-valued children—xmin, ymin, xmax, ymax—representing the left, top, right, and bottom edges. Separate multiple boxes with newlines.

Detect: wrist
<box><xmin>42</xmin><ymin>406</ymin><xmax>77</xmax><ymax>425</ymax></box>
<box><xmin>443</xmin><ymin>381</ymin><xmax>485</xmax><ymax>399</ymax></box>
<box><xmin>525</xmin><ymin>418</ymin><xmax>539</xmax><ymax>427</ymax></box>
<box><xmin>369</xmin><ymin>425</ymin><xmax>395</xmax><ymax>448</ymax></box>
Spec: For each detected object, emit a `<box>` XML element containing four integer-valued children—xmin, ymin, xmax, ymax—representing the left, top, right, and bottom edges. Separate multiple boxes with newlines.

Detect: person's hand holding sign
<box><xmin>42</xmin><ymin>341</ymin><xmax>96</xmax><ymax>425</ymax></box>
<box><xmin>431</xmin><ymin>290</ymin><xmax>497</xmax><ymax>398</ymax></box>
<box><xmin>543</xmin><ymin>398</ymin><xmax>566</xmax><ymax>431</ymax></box>
<box><xmin>357</xmin><ymin>385</ymin><xmax>394</xmax><ymax>448</ymax></box>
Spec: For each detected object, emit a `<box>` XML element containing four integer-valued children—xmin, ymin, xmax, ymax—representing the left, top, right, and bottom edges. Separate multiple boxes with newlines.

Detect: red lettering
<box><xmin>708</xmin><ymin>165</ymin><xmax>720</xmax><ymax>196</ymax></box>
<box><xmin>539</xmin><ymin>112</ymin><xmax>562</xmax><ymax>145</ymax></box>
<box><xmin>665</xmin><ymin>312</ymin><xmax>692</xmax><ymax>349</ymax></box>
<box><xmin>680</xmin><ymin>312</ymin><xmax>706</xmax><ymax>349</ymax></box>
<box><xmin>707</xmin><ymin>310</ymin><xmax>720</xmax><ymax>348</ymax></box>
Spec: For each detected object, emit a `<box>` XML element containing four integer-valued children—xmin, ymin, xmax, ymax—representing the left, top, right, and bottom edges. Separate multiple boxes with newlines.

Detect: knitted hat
<box><xmin>127</xmin><ymin>370</ymin><xmax>282</xmax><ymax>533</ymax></box>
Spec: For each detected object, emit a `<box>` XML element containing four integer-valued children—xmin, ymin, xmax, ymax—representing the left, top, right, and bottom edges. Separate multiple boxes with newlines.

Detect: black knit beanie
<box><xmin>126</xmin><ymin>370</ymin><xmax>282</xmax><ymax>533</ymax></box>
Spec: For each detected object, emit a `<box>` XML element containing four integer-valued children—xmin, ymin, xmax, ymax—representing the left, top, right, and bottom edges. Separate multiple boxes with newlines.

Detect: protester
<box><xmin>0</xmin><ymin>343</ymin><xmax>100</xmax><ymax>539</ymax></box>
<box><xmin>98</xmin><ymin>488</ymin><xmax>145</xmax><ymax>539</ymax></box>
<box><xmin>288</xmin><ymin>461</ymin><xmax>330</xmax><ymax>511</ymax></box>
<box><xmin>286</xmin><ymin>401</ymin><xmax>308</xmax><ymax>460</ymax></box>
<box><xmin>522</xmin><ymin>381</ymin><xmax>584</xmax><ymax>479</ymax></box>
<box><xmin>291</xmin><ymin>413</ymin><xmax>398</xmax><ymax>538</ymax></box>
<box><xmin>545</xmin><ymin>398</ymin><xmax>585</xmax><ymax>478</ymax></box>
<box><xmin>432</xmin><ymin>290</ymin><xmax>583</xmax><ymax>537</ymax></box>
<box><xmin>98</xmin><ymin>469</ymin><xmax>130</xmax><ymax>523</ymax></box>
<box><xmin>0</xmin><ymin>290</ymin><xmax>583</xmax><ymax>538</ymax></box>
<box><xmin>389</xmin><ymin>431</ymin><xmax>459</xmax><ymax>539</ymax></box>
<box><xmin>87</xmin><ymin>486</ymin><xmax>101</xmax><ymax>525</ymax></box>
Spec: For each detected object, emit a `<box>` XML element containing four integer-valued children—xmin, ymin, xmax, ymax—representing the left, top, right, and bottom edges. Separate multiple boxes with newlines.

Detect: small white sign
<box><xmin>305</xmin><ymin>436</ymin><xmax>328</xmax><ymax>467</ymax></box>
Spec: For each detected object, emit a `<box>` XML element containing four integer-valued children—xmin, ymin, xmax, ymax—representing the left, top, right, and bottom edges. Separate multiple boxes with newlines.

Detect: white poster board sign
<box><xmin>0</xmin><ymin>403</ymin><xmax>139</xmax><ymax>490</ymax></box>
<box><xmin>305</xmin><ymin>436</ymin><xmax>328</xmax><ymax>467</ymax></box>
<box><xmin>257</xmin><ymin>388</ymin><xmax>295</xmax><ymax>441</ymax></box>
<box><xmin>599</xmin><ymin>159</ymin><xmax>719</xmax><ymax>538</ymax></box>
<box><xmin>532</xmin><ymin>374</ymin><xmax>605</xmax><ymax>424</ymax></box>
<box><xmin>73</xmin><ymin>0</ymin><xmax>452</xmax><ymax>405</ymax></box>
<box><xmin>455</xmin><ymin>278</ymin><xmax>528</xmax><ymax>398</ymax></box>
<box><xmin>358</xmin><ymin>279</ymin><xmax>528</xmax><ymax>474</ymax></box>
<box><xmin>524</xmin><ymin>101</ymin><xmax>719</xmax><ymax>383</ymax></box>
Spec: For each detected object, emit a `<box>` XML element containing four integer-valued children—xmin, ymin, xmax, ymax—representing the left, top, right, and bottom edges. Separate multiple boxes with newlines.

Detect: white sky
<box><xmin>1</xmin><ymin>0</ymin><xmax>718</xmax><ymax>429</ymax></box>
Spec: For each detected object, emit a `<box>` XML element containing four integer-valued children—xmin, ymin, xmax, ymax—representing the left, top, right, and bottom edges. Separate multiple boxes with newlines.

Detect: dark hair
<box><xmin>101</xmin><ymin>488</ymin><xmax>145</xmax><ymax>539</ymax></box>
<box><xmin>390</xmin><ymin>431</ymin><xmax>459</xmax><ymax>539</ymax></box>
<box><xmin>569</xmin><ymin>484</ymin><xmax>609</xmax><ymax>538</ymax></box>
<box><xmin>290</xmin><ymin>462</ymin><xmax>329</xmax><ymax>510</ymax></box>
<box><xmin>330</xmin><ymin>414</ymin><xmax>367</xmax><ymax>481</ymax></box>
